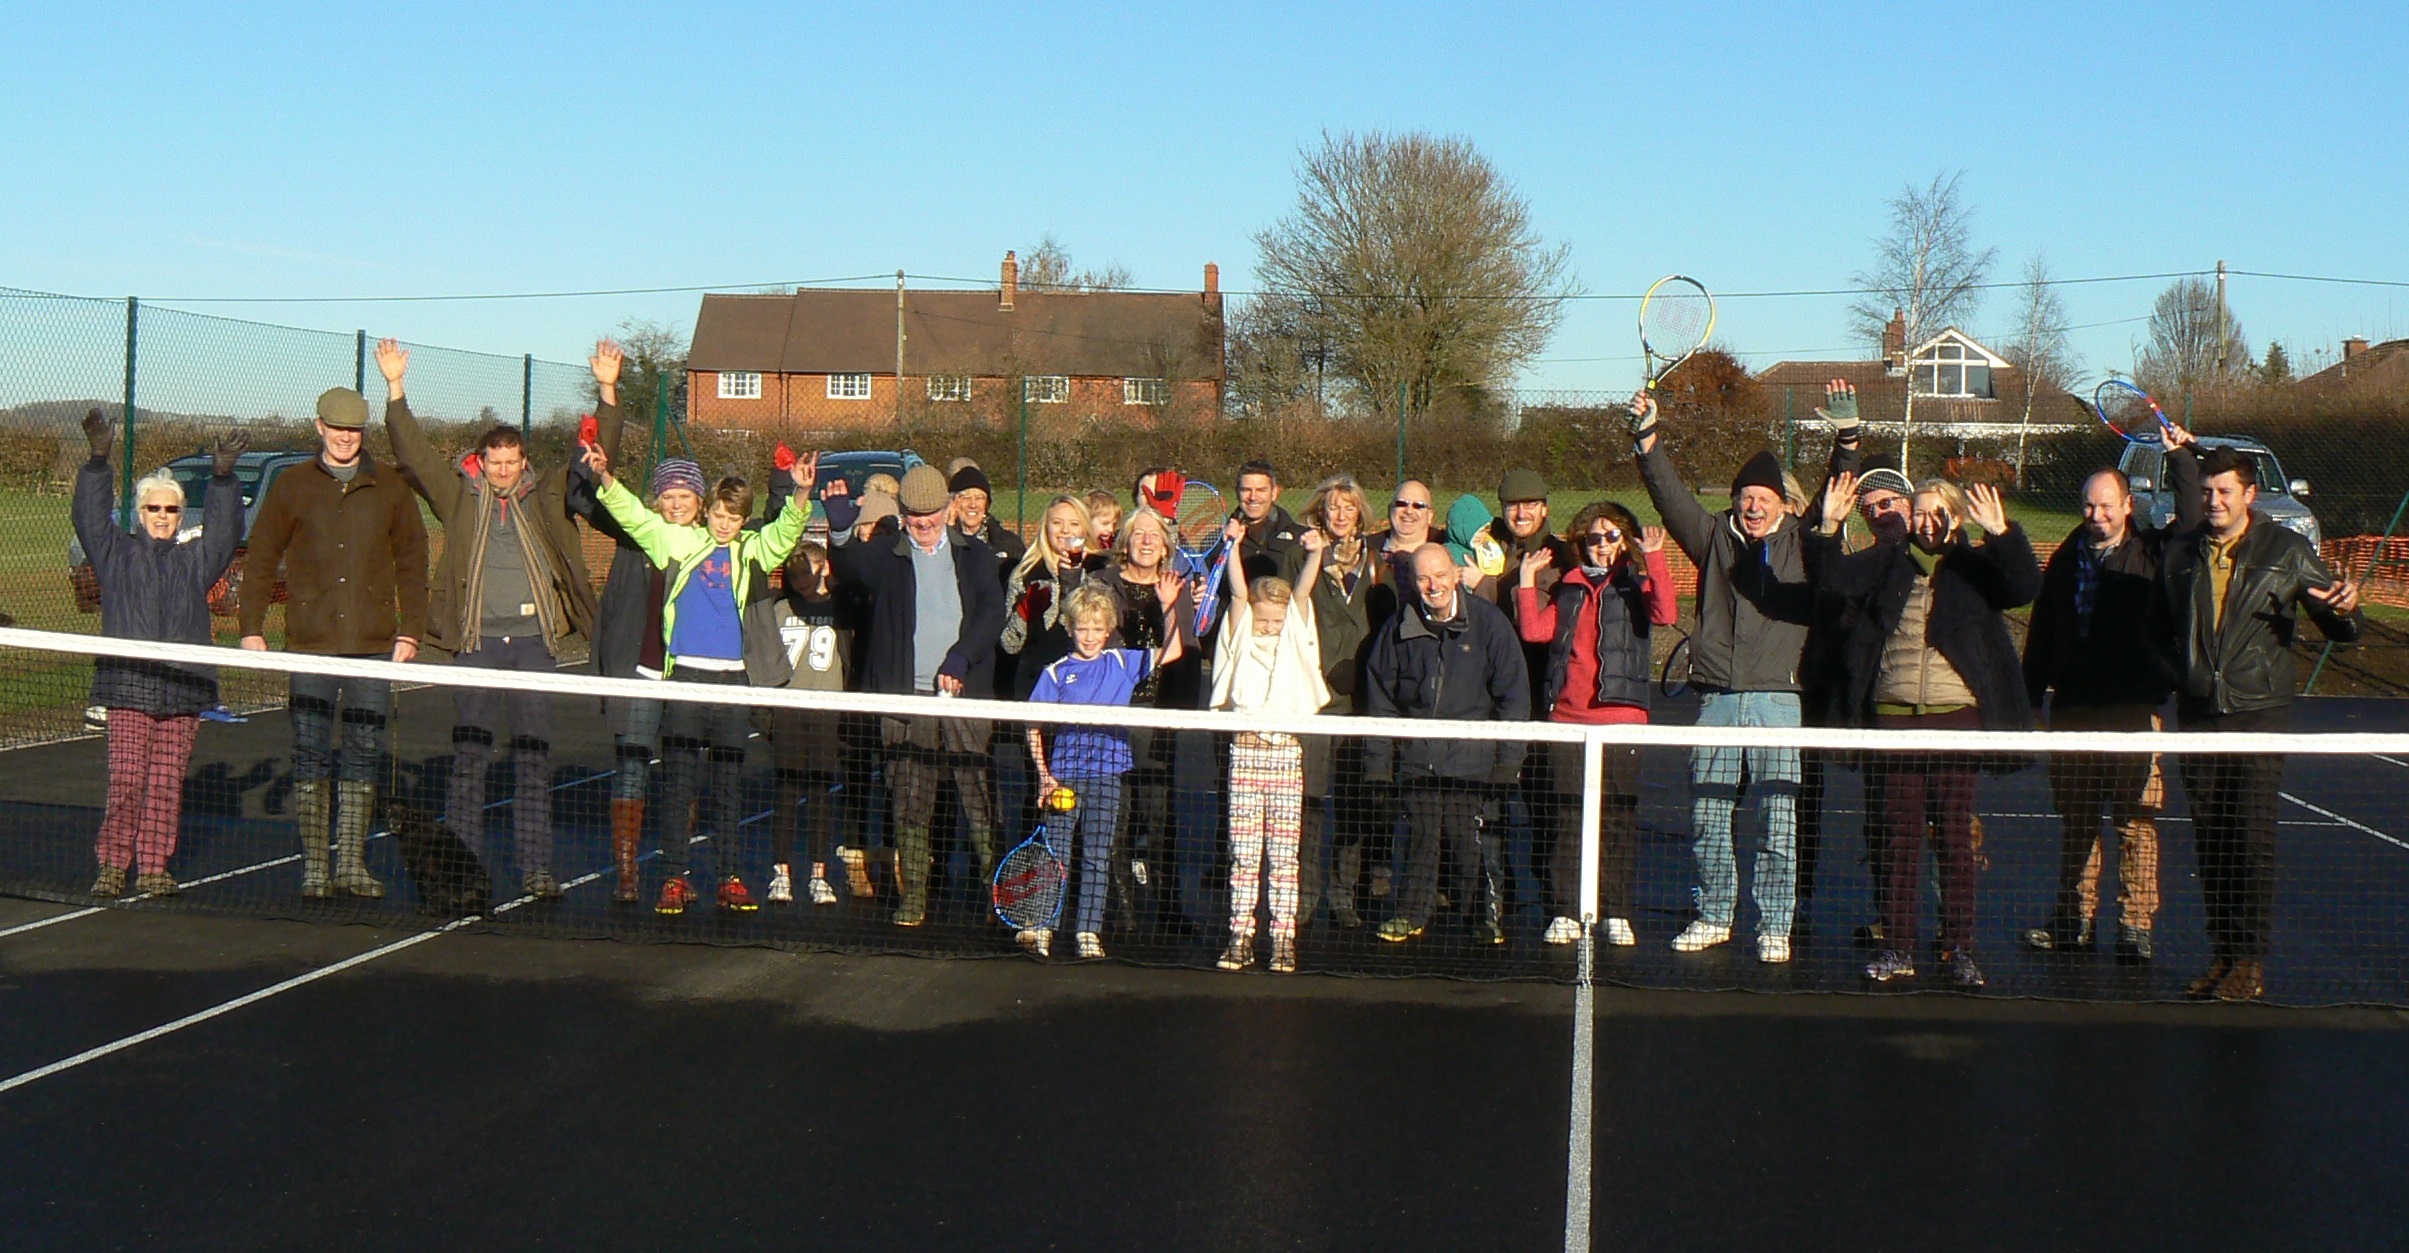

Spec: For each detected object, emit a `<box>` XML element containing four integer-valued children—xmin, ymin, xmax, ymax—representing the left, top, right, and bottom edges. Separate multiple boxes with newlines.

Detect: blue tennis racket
<box><xmin>1169</xmin><ymin>477</ymin><xmax>1233</xmax><ymax>633</ymax></box>
<box><xmin>992</xmin><ymin>824</ymin><xmax>1067</xmax><ymax>933</ymax></box>
<box><xmin>2092</xmin><ymin>378</ymin><xmax>2171</xmax><ymax>443</ymax></box>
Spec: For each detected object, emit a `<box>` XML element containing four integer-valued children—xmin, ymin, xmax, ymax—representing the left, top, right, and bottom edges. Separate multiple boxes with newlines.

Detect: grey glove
<box><xmin>1625</xmin><ymin>400</ymin><xmax>1658</xmax><ymax>439</ymax></box>
<box><xmin>210</xmin><ymin>431</ymin><xmax>249</xmax><ymax>478</ymax></box>
<box><xmin>1820</xmin><ymin>389</ymin><xmax>1862</xmax><ymax>442</ymax></box>
<box><xmin>80</xmin><ymin>408</ymin><xmax>113</xmax><ymax>461</ymax></box>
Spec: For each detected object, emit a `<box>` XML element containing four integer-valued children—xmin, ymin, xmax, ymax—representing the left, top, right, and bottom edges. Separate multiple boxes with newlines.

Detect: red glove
<box><xmin>1024</xmin><ymin>582</ymin><xmax>1053</xmax><ymax>621</ymax></box>
<box><xmin>1140</xmin><ymin>470</ymin><xmax>1185</xmax><ymax>516</ymax></box>
<box><xmin>773</xmin><ymin>442</ymin><xmax>797</xmax><ymax>472</ymax></box>
<box><xmin>577</xmin><ymin>415</ymin><xmax>599</xmax><ymax>448</ymax></box>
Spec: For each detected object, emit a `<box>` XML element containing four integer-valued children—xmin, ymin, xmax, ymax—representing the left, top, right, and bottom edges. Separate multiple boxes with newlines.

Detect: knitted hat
<box><xmin>949</xmin><ymin>464</ymin><xmax>992</xmax><ymax>495</ymax></box>
<box><xmin>899</xmin><ymin>464</ymin><xmax>951</xmax><ymax>514</ymax></box>
<box><xmin>1856</xmin><ymin>467</ymin><xmax>1915</xmax><ymax>500</ymax></box>
<box><xmin>1497</xmin><ymin>468</ymin><xmax>1549</xmax><ymax>504</ymax></box>
<box><xmin>648</xmin><ymin>458</ymin><xmax>706</xmax><ymax>499</ymax></box>
<box><xmin>1730</xmin><ymin>450</ymin><xmax>1785</xmax><ymax>499</ymax></box>
<box><xmin>314</xmin><ymin>387</ymin><xmax>369</xmax><ymax>430</ymax></box>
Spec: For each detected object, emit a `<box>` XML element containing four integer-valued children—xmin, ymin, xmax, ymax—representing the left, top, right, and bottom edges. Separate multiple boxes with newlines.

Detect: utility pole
<box><xmin>2214</xmin><ymin>258</ymin><xmax>2229</xmax><ymax>380</ymax></box>
<box><xmin>895</xmin><ymin>269</ymin><xmax>908</xmax><ymax>423</ymax></box>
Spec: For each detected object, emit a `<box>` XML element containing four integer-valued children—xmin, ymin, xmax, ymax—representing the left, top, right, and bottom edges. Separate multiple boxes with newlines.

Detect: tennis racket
<box><xmin>1658</xmin><ymin>632</ymin><xmax>1694</xmax><ymax>700</ymax></box>
<box><xmin>2091</xmin><ymin>378</ymin><xmax>2171</xmax><ymax>443</ymax></box>
<box><xmin>991</xmin><ymin>824</ymin><xmax>1068</xmax><ymax>933</ymax></box>
<box><xmin>1169</xmin><ymin>476</ymin><xmax>1234</xmax><ymax>632</ymax></box>
<box><xmin>1638</xmin><ymin>275</ymin><xmax>1716</xmax><ymax>390</ymax></box>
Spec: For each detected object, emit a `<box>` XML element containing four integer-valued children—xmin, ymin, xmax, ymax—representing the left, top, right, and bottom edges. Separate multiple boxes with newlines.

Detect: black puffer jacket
<box><xmin>1807</xmin><ymin>525</ymin><xmax>2043</xmax><ymax>733</ymax></box>
<box><xmin>2162</xmin><ymin>513</ymin><xmax>2362</xmax><ymax>716</ymax></box>
<box><xmin>74</xmin><ymin>457</ymin><xmax>241</xmax><ymax>716</ymax></box>
<box><xmin>1360</xmin><ymin>592</ymin><xmax>1530</xmax><ymax>783</ymax></box>
<box><xmin>1535</xmin><ymin>566</ymin><xmax>1657</xmax><ymax>714</ymax></box>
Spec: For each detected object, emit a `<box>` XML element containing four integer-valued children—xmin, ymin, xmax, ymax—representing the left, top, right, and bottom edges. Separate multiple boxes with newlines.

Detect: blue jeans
<box><xmin>290</xmin><ymin>664</ymin><xmax>392</xmax><ymax>784</ymax></box>
<box><xmin>1046</xmin><ymin>773</ymin><xmax>1123</xmax><ymax>937</ymax></box>
<box><xmin>1689</xmin><ymin>690</ymin><xmax>1800</xmax><ymax>937</ymax></box>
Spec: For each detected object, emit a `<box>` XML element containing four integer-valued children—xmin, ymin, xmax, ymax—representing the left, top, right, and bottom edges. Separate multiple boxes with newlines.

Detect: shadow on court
<box><xmin>1</xmin><ymin>900</ymin><xmax>2405</xmax><ymax>1251</ymax></box>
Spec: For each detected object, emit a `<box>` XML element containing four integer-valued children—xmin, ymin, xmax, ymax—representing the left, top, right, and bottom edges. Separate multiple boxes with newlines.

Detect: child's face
<box><xmin>707</xmin><ymin>503</ymin><xmax>746</xmax><ymax>544</ymax></box>
<box><xmin>1251</xmin><ymin>598</ymin><xmax>1288</xmax><ymax>637</ymax></box>
<box><xmin>656</xmin><ymin>488</ymin><xmax>702</xmax><ymax>526</ymax></box>
<box><xmin>1070</xmin><ymin>615</ymin><xmax>1113</xmax><ymax>658</ymax></box>
<box><xmin>795</xmin><ymin>550</ymin><xmax>831</xmax><ymax>597</ymax></box>
<box><xmin>1092</xmin><ymin>507</ymin><xmax>1120</xmax><ymax>542</ymax></box>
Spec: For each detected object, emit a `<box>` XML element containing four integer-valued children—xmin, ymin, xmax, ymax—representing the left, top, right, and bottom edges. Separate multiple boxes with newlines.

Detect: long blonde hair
<box><xmin>1014</xmin><ymin>494</ymin><xmax>1095</xmax><ymax>579</ymax></box>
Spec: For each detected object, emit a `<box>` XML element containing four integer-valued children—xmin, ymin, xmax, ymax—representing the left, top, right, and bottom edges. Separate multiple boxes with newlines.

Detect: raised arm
<box><xmin>2161</xmin><ymin>424</ymin><xmax>2206</xmax><ymax>534</ymax></box>
<box><xmin>1639</xmin><ymin>528</ymin><xmax>1679</xmax><ymax>626</ymax></box>
<box><xmin>582</xmin><ymin>444</ymin><xmax>684</xmax><ymax>568</ymax></box>
<box><xmin>70</xmin><ymin>410</ymin><xmax>126</xmax><ymax>567</ymax></box>
<box><xmin>1629</xmin><ymin>392</ymin><xmax>1718</xmax><ymax>563</ymax></box>
<box><xmin>748</xmin><ymin>451</ymin><xmax>820</xmax><ymax>569</ymax></box>
<box><xmin>195</xmin><ymin>433</ymin><xmax>247</xmax><ymax>580</ymax></box>
<box><xmin>590</xmin><ymin>339</ymin><xmax>626</xmax><ymax>463</ymax></box>
<box><xmin>375</xmin><ymin>339</ymin><xmax>464</xmax><ymax>518</ymax></box>
<box><xmin>1800</xmin><ymin>380</ymin><xmax>1865</xmax><ymax>531</ymax></box>
<box><xmin>1957</xmin><ymin>485</ymin><xmax>2043</xmax><ymax>610</ymax></box>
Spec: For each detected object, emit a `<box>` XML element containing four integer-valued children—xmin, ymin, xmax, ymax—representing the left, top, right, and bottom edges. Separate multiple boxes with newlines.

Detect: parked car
<box><xmin>68</xmin><ymin>449</ymin><xmax>316</xmax><ymax>616</ymax></box>
<box><xmin>2119</xmin><ymin>435</ymin><xmax>2321</xmax><ymax>549</ymax></box>
<box><xmin>797</xmin><ymin>449</ymin><xmax>922</xmax><ymax>544</ymax></box>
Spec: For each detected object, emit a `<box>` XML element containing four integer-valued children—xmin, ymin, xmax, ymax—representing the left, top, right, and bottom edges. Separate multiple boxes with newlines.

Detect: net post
<box><xmin>1564</xmin><ymin>730</ymin><xmax>1605</xmax><ymax>1253</ymax></box>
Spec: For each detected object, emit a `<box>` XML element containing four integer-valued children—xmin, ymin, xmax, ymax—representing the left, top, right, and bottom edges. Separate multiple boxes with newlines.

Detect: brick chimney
<box><xmin>1203</xmin><ymin>262</ymin><xmax>1221</xmax><ymax>314</ymax></box>
<box><xmin>2345</xmin><ymin>336</ymin><xmax>2370</xmax><ymax>361</ymax></box>
<box><xmin>1881</xmin><ymin>308</ymin><xmax>1907</xmax><ymax>366</ymax></box>
<box><xmin>1000</xmin><ymin>250</ymin><xmax>1017</xmax><ymax>311</ymax></box>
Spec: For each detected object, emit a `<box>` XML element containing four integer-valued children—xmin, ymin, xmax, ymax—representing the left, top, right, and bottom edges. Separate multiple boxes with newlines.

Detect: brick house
<box><xmin>2298</xmin><ymin>336</ymin><xmax>2409</xmax><ymax>393</ymax></box>
<box><xmin>685</xmin><ymin>253</ymin><xmax>1226</xmax><ymax>437</ymax></box>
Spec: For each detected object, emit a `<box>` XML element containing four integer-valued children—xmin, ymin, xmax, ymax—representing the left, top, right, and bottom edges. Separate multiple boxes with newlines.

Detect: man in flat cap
<box><xmin>240</xmin><ymin>384</ymin><xmax>429</xmax><ymax>900</ymax></box>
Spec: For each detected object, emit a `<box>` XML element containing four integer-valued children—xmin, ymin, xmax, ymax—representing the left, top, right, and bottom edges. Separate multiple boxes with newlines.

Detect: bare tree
<box><xmin>2001</xmin><ymin>255</ymin><xmax>2075</xmax><ymax>485</ymax></box>
<box><xmin>1019</xmin><ymin>233</ymin><xmax>1132</xmax><ymax>292</ymax></box>
<box><xmin>2136</xmin><ymin>276</ymin><xmax>2249</xmax><ymax>398</ymax></box>
<box><xmin>1252</xmin><ymin>130</ymin><xmax>1575</xmax><ymax>421</ymax></box>
<box><xmin>591</xmin><ymin>318</ymin><xmax>690</xmax><ymax>452</ymax></box>
<box><xmin>1849</xmin><ymin>170</ymin><xmax>1997</xmax><ymax>469</ymax></box>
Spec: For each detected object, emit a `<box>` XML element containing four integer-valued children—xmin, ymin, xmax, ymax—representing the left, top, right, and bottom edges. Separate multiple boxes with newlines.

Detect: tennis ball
<box><xmin>1048</xmin><ymin>785</ymin><xmax>1078</xmax><ymax>811</ymax></box>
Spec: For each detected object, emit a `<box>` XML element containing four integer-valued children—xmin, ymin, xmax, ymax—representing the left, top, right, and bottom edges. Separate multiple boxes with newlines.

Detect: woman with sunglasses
<box><xmin>1514</xmin><ymin>501</ymin><xmax>1677</xmax><ymax>947</ymax></box>
<box><xmin>72</xmin><ymin>409</ymin><xmax>246</xmax><ymax>898</ymax></box>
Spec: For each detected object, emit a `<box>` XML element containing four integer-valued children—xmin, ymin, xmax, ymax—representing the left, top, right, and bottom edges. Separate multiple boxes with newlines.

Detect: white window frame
<box><xmin>1122</xmin><ymin>377</ymin><xmax>1168</xmax><ymax>406</ymax></box>
<box><xmin>1024</xmin><ymin>375</ymin><xmax>1070</xmax><ymax>404</ymax></box>
<box><xmin>1908</xmin><ymin>336</ymin><xmax>1998</xmax><ymax>399</ymax></box>
<box><xmin>926</xmin><ymin>375</ymin><xmax>973</xmax><ymax>403</ymax></box>
<box><xmin>826</xmin><ymin>373</ymin><xmax>874</xmax><ymax>400</ymax></box>
<box><xmin>716</xmin><ymin>371</ymin><xmax>762</xmax><ymax>400</ymax></box>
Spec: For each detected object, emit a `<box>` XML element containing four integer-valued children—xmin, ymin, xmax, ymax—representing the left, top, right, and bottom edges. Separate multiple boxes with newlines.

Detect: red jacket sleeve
<box><xmin>1641</xmin><ymin>550</ymin><xmax>1679</xmax><ymax>627</ymax></box>
<box><xmin>1515</xmin><ymin>584</ymin><xmax>1557</xmax><ymax>644</ymax></box>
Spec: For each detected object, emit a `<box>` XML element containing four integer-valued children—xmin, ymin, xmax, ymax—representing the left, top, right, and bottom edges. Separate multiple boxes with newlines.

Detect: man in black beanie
<box><xmin>1631</xmin><ymin>385</ymin><xmax>1858</xmax><ymax>964</ymax></box>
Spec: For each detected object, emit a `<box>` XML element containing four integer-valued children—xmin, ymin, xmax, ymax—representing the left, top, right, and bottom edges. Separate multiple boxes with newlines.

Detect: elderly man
<box><xmin>240</xmin><ymin>385</ymin><xmax>429</xmax><ymax>899</ymax></box>
<box><xmin>826</xmin><ymin>464</ymin><xmax>1007</xmax><ymax>926</ymax></box>
<box><xmin>1361</xmin><ymin>544</ymin><xmax>1530</xmax><ymax>944</ymax></box>
<box><xmin>2021</xmin><ymin>425</ymin><xmax>2203</xmax><ymax>961</ymax></box>
<box><xmin>377</xmin><ymin>339</ymin><xmax>597</xmax><ymax>900</ymax></box>
<box><xmin>2163</xmin><ymin>446</ymin><xmax>2362</xmax><ymax>1001</ymax></box>
<box><xmin>1632</xmin><ymin>382</ymin><xmax>1857</xmax><ymax>964</ymax></box>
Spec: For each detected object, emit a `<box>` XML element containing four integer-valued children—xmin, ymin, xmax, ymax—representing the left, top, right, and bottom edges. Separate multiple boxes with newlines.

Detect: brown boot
<box><xmin>610</xmin><ymin>798</ymin><xmax>644</xmax><ymax>904</ymax></box>
<box><xmin>2213</xmin><ymin>959</ymin><xmax>2265</xmax><ymax>1002</ymax></box>
<box><xmin>2184</xmin><ymin>958</ymin><xmax>2232</xmax><ymax>1000</ymax></box>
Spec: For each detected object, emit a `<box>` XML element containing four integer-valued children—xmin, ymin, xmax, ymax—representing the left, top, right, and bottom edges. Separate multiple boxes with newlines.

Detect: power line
<box><xmin>901</xmin><ymin>270</ymin><xmax>2219</xmax><ymax>302</ymax></box>
<box><xmin>2231</xmin><ymin>270</ymin><xmax>2409</xmax><ymax>290</ymax></box>
<box><xmin>127</xmin><ymin>275</ymin><xmax>897</xmax><ymax>304</ymax></box>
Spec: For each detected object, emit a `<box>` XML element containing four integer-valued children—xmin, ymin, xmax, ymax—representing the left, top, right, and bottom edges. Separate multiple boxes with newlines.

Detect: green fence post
<box><xmin>521</xmin><ymin>354</ymin><xmax>533</xmax><ymax>435</ymax></box>
<box><xmin>1395</xmin><ymin>380</ymin><xmax>1407</xmax><ymax>487</ymax></box>
<box><xmin>354</xmin><ymin>330</ymin><xmax>366</xmax><ymax>395</ymax></box>
<box><xmin>1017</xmin><ymin>386</ymin><xmax>1029</xmax><ymax>533</ymax></box>
<box><xmin>651</xmin><ymin>368</ymin><xmax>669</xmax><ymax>465</ymax></box>
<box><xmin>119</xmin><ymin>298</ymin><xmax>139</xmax><ymax>528</ymax></box>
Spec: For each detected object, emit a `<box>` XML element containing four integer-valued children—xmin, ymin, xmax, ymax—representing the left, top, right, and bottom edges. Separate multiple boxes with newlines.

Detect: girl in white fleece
<box><xmin>1211</xmin><ymin>523</ymin><xmax>1333</xmax><ymax>973</ymax></box>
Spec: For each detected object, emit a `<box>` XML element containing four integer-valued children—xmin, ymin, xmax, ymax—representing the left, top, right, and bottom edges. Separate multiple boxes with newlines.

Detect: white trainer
<box><xmin>1543</xmin><ymin>916</ymin><xmax>1581</xmax><ymax>945</ymax></box>
<box><xmin>765</xmin><ymin>864</ymin><xmax>793</xmax><ymax>904</ymax></box>
<box><xmin>807</xmin><ymin>875</ymin><xmax>838</xmax><ymax>906</ymax></box>
<box><xmin>1758</xmin><ymin>933</ymin><xmax>1792</xmax><ymax>964</ymax></box>
<box><xmin>1670</xmin><ymin>921</ymin><xmax>1732</xmax><ymax>952</ymax></box>
<box><xmin>1075</xmin><ymin>932</ymin><xmax>1106</xmax><ymax>960</ymax></box>
<box><xmin>1603</xmin><ymin>917</ymin><xmax>1637</xmax><ymax>947</ymax></box>
<box><xmin>1017</xmin><ymin>928</ymin><xmax>1052</xmax><ymax>958</ymax></box>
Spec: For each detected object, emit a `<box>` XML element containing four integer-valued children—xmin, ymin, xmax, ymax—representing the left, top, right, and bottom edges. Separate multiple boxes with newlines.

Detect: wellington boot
<box><xmin>967</xmin><ymin>823</ymin><xmax>997</xmax><ymax>886</ymax></box>
<box><xmin>295</xmin><ymin>779</ymin><xmax>333</xmax><ymax>898</ymax></box>
<box><xmin>1328</xmin><ymin>844</ymin><xmax>1364</xmax><ymax>929</ymax></box>
<box><xmin>610</xmin><ymin>798</ymin><xmax>644</xmax><ymax>904</ymax></box>
<box><xmin>331</xmin><ymin>781</ymin><xmax>384</xmax><ymax>898</ymax></box>
<box><xmin>894</xmin><ymin>825</ymin><xmax>933</xmax><ymax>927</ymax></box>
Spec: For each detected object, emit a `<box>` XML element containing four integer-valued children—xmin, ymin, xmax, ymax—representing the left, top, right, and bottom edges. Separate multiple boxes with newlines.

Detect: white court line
<box><xmin>0</xmin><ymin>770</ymin><xmax>614</xmax><ymax>942</ymax></box>
<box><xmin>2373</xmin><ymin>754</ymin><xmax>2409</xmax><ymax>771</ymax></box>
<box><xmin>2281</xmin><ymin>793</ymin><xmax>2409</xmax><ymax>852</ymax></box>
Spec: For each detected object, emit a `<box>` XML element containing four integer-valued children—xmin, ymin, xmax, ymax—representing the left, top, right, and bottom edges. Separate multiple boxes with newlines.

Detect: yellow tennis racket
<box><xmin>1638</xmin><ymin>275</ymin><xmax>1716</xmax><ymax>390</ymax></box>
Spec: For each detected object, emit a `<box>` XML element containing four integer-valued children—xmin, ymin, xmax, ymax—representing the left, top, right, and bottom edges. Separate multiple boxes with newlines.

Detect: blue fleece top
<box><xmin>1029</xmin><ymin>648</ymin><xmax>1153</xmax><ymax>777</ymax></box>
<box><xmin>669</xmin><ymin>544</ymin><xmax>742</xmax><ymax>660</ymax></box>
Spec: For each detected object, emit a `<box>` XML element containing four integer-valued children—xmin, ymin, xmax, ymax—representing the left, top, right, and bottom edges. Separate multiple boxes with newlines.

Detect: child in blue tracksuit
<box><xmin>1022</xmin><ymin>580</ymin><xmax>1184</xmax><ymax>960</ymax></box>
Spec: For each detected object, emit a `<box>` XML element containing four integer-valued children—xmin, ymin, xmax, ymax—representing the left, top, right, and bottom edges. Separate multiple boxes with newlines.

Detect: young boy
<box><xmin>766</xmin><ymin>541</ymin><xmax>847</xmax><ymax>905</ymax></box>
<box><xmin>1083</xmin><ymin>489</ymin><xmax>1123</xmax><ymax>554</ymax></box>
<box><xmin>581</xmin><ymin>442</ymin><xmax>813</xmax><ymax>915</ymax></box>
<box><xmin>1210</xmin><ymin>522</ymin><xmax>1333</xmax><ymax>974</ymax></box>
<box><xmin>1023</xmin><ymin>579</ymin><xmax>1184</xmax><ymax>960</ymax></box>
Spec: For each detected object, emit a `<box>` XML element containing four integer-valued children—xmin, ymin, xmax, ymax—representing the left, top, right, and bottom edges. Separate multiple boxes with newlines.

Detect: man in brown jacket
<box><xmin>240</xmin><ymin>385</ymin><xmax>430</xmax><ymax>899</ymax></box>
<box><xmin>377</xmin><ymin>338</ymin><xmax>596</xmax><ymax>899</ymax></box>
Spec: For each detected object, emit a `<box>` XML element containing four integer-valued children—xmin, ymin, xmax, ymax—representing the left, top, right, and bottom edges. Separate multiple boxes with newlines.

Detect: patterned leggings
<box><xmin>1228</xmin><ymin>739</ymin><xmax>1304</xmax><ymax>941</ymax></box>
<box><xmin>96</xmin><ymin>710</ymin><xmax>199</xmax><ymax>875</ymax></box>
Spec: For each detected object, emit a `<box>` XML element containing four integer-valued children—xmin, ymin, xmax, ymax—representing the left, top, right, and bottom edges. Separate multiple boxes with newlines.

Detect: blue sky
<box><xmin>7</xmin><ymin>0</ymin><xmax>2406</xmax><ymax>392</ymax></box>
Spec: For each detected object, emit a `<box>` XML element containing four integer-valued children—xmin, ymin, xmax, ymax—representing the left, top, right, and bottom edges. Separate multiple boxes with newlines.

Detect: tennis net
<box><xmin>3</xmin><ymin>626</ymin><xmax>2407</xmax><ymax>1004</ymax></box>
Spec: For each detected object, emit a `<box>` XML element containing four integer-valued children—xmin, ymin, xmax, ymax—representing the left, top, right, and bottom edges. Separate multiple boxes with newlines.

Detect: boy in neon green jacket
<box><xmin>583</xmin><ymin>443</ymin><xmax>818</xmax><ymax>915</ymax></box>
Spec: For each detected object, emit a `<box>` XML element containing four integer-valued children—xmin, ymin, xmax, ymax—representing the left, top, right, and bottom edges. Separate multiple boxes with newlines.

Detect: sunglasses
<box><xmin>141</xmin><ymin>504</ymin><xmax>182</xmax><ymax>515</ymax></box>
<box><xmin>1389</xmin><ymin>500</ymin><xmax>1431</xmax><ymax>513</ymax></box>
<box><xmin>1580</xmin><ymin>529</ymin><xmax>1622</xmax><ymax>548</ymax></box>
